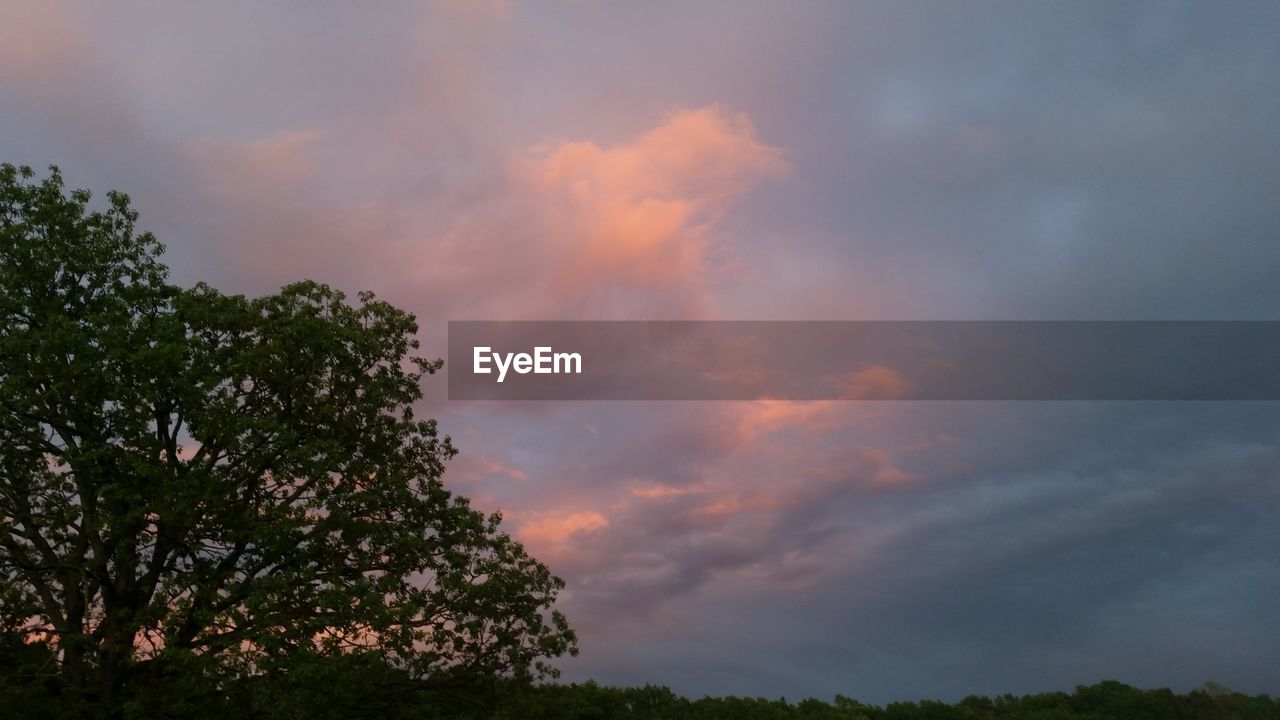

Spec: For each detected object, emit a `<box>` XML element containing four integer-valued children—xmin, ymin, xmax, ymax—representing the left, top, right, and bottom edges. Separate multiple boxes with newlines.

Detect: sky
<box><xmin>2</xmin><ymin>0</ymin><xmax>1279</xmax><ymax>704</ymax></box>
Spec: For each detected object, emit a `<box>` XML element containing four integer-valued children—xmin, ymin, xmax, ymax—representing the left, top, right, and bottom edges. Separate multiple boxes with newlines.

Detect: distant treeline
<box><xmin>471</xmin><ymin>680</ymin><xmax>1278</xmax><ymax>720</ymax></box>
<box><xmin>4</xmin><ymin>646</ymin><xmax>1278</xmax><ymax>720</ymax></box>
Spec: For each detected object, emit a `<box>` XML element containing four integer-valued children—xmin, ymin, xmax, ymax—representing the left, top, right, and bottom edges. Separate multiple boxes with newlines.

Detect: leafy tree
<box><xmin>0</xmin><ymin>164</ymin><xmax>576</xmax><ymax>718</ymax></box>
<box><xmin>0</xmin><ymin>630</ymin><xmax>75</xmax><ymax>719</ymax></box>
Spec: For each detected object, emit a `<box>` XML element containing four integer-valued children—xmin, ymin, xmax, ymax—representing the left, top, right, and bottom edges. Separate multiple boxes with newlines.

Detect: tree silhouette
<box><xmin>0</xmin><ymin>164</ymin><xmax>576</xmax><ymax>717</ymax></box>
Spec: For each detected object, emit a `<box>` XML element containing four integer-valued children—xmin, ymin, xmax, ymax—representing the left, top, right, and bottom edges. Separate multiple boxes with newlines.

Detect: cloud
<box><xmin>159</xmin><ymin>103</ymin><xmax>786</xmax><ymax>329</ymax></box>
<box><xmin>731</xmin><ymin>400</ymin><xmax>840</xmax><ymax>442</ymax></box>
<box><xmin>430</xmin><ymin>105</ymin><xmax>788</xmax><ymax>319</ymax></box>
<box><xmin>447</xmin><ymin>452</ymin><xmax>528</xmax><ymax>484</ymax></box>
<box><xmin>836</xmin><ymin>365</ymin><xmax>915</xmax><ymax>400</ymax></box>
<box><xmin>0</xmin><ymin>1</ymin><xmax>85</xmax><ymax>82</ymax></box>
<box><xmin>533</xmin><ymin>106</ymin><xmax>786</xmax><ymax>212</ymax></box>
<box><xmin>500</xmin><ymin>400</ymin><xmax>918</xmax><ymax>629</ymax></box>
<box><xmin>517</xmin><ymin>510</ymin><xmax>610</xmax><ymax>547</ymax></box>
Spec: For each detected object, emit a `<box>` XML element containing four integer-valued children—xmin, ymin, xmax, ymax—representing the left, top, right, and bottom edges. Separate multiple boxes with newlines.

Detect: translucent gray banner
<box><xmin>447</xmin><ymin>321</ymin><xmax>1280</xmax><ymax>401</ymax></box>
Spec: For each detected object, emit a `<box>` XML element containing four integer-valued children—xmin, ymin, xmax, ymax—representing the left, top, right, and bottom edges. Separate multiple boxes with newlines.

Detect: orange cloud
<box><xmin>836</xmin><ymin>364</ymin><xmax>915</xmax><ymax>400</ymax></box>
<box><xmin>448</xmin><ymin>453</ymin><xmax>528</xmax><ymax>483</ymax></box>
<box><xmin>189</xmin><ymin>130</ymin><xmax>322</xmax><ymax>192</ymax></box>
<box><xmin>0</xmin><ymin>2</ymin><xmax>86</xmax><ymax>82</ymax></box>
<box><xmin>512</xmin><ymin>105</ymin><xmax>788</xmax><ymax>316</ymax></box>
<box><xmin>732</xmin><ymin>400</ymin><xmax>840</xmax><ymax>445</ymax></box>
<box><xmin>175</xmin><ymin>104</ymin><xmax>784</xmax><ymax>321</ymax></box>
<box><xmin>629</xmin><ymin>483</ymin><xmax>699</xmax><ymax>500</ymax></box>
<box><xmin>535</xmin><ymin>106</ymin><xmax>786</xmax><ymax>210</ymax></box>
<box><xmin>517</xmin><ymin>510</ymin><xmax>609</xmax><ymax>546</ymax></box>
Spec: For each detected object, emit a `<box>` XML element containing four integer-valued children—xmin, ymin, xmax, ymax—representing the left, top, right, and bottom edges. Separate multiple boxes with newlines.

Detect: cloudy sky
<box><xmin>3</xmin><ymin>0</ymin><xmax>1278</xmax><ymax>704</ymax></box>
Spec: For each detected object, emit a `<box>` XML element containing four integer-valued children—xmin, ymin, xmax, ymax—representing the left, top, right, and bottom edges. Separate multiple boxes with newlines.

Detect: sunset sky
<box><xmin>3</xmin><ymin>0</ymin><xmax>1278</xmax><ymax>703</ymax></box>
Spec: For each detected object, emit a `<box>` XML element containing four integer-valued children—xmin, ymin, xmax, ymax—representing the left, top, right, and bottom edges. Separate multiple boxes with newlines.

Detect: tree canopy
<box><xmin>0</xmin><ymin>164</ymin><xmax>576</xmax><ymax>717</ymax></box>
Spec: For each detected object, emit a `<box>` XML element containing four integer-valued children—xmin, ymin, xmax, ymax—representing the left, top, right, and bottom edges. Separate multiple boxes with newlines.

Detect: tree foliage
<box><xmin>465</xmin><ymin>680</ymin><xmax>1278</xmax><ymax>720</ymax></box>
<box><xmin>0</xmin><ymin>164</ymin><xmax>576</xmax><ymax>716</ymax></box>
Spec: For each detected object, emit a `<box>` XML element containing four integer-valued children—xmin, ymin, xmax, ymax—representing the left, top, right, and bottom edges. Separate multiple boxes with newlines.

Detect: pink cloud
<box><xmin>731</xmin><ymin>400</ymin><xmax>841</xmax><ymax>444</ymax></box>
<box><xmin>629</xmin><ymin>483</ymin><xmax>699</xmax><ymax>500</ymax></box>
<box><xmin>447</xmin><ymin>452</ymin><xmax>528</xmax><ymax>483</ymax></box>
<box><xmin>501</xmin><ymin>400</ymin><xmax>926</xmax><ymax>621</ymax></box>
<box><xmin>523</xmin><ymin>107</ymin><xmax>787</xmax><ymax>313</ymax></box>
<box><xmin>534</xmin><ymin>106</ymin><xmax>786</xmax><ymax>212</ymax></box>
<box><xmin>835</xmin><ymin>364</ymin><xmax>915</xmax><ymax>400</ymax></box>
<box><xmin>517</xmin><ymin>510</ymin><xmax>610</xmax><ymax>547</ymax></box>
<box><xmin>172</xmin><ymin>104</ymin><xmax>786</xmax><ymax>324</ymax></box>
<box><xmin>0</xmin><ymin>1</ymin><xmax>86</xmax><ymax>83</ymax></box>
<box><xmin>421</xmin><ymin>105</ymin><xmax>791</xmax><ymax>319</ymax></box>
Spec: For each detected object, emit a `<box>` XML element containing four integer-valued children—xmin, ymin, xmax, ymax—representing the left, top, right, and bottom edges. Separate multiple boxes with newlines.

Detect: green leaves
<box><xmin>0</xmin><ymin>164</ymin><xmax>576</xmax><ymax>713</ymax></box>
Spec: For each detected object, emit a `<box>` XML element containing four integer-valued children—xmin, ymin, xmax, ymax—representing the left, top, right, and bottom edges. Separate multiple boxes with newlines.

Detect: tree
<box><xmin>0</xmin><ymin>164</ymin><xmax>577</xmax><ymax>717</ymax></box>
